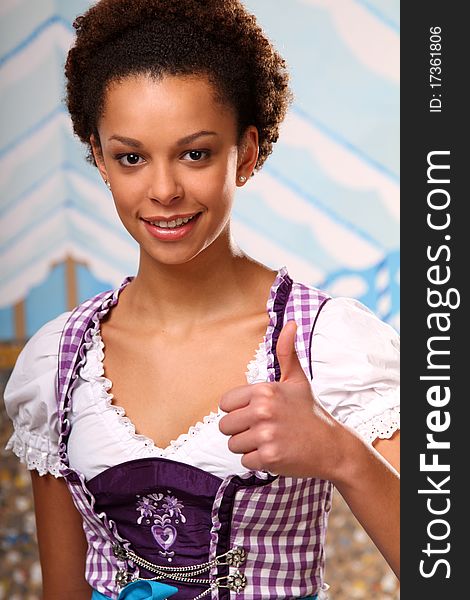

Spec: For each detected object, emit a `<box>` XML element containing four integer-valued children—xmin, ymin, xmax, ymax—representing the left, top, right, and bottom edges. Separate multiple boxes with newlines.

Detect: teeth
<box><xmin>150</xmin><ymin>214</ymin><xmax>197</xmax><ymax>228</ymax></box>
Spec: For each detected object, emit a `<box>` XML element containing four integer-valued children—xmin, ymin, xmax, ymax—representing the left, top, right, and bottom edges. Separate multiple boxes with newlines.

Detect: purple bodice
<box><xmin>88</xmin><ymin>457</ymin><xmax>274</xmax><ymax>598</ymax></box>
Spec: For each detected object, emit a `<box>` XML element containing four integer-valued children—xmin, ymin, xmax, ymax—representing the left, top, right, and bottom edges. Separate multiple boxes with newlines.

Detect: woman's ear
<box><xmin>90</xmin><ymin>133</ymin><xmax>108</xmax><ymax>183</ymax></box>
<box><xmin>237</xmin><ymin>126</ymin><xmax>259</xmax><ymax>185</ymax></box>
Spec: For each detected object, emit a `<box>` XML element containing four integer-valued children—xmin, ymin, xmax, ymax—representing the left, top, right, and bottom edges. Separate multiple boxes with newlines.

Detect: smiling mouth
<box><xmin>143</xmin><ymin>212</ymin><xmax>202</xmax><ymax>229</ymax></box>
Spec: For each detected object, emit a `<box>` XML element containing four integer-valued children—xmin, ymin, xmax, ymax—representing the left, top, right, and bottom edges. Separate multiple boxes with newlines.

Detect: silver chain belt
<box><xmin>113</xmin><ymin>543</ymin><xmax>247</xmax><ymax>598</ymax></box>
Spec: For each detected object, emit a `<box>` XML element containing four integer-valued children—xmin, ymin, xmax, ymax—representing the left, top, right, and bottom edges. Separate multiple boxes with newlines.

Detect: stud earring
<box><xmin>238</xmin><ymin>175</ymin><xmax>247</xmax><ymax>183</ymax></box>
<box><xmin>105</xmin><ymin>179</ymin><xmax>111</xmax><ymax>189</ymax></box>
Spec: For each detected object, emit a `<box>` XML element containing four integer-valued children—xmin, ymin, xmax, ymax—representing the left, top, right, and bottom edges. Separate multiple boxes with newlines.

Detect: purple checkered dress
<box><xmin>56</xmin><ymin>268</ymin><xmax>332</xmax><ymax>599</ymax></box>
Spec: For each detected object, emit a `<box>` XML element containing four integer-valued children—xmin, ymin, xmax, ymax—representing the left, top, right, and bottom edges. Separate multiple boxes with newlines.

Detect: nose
<box><xmin>147</xmin><ymin>162</ymin><xmax>183</xmax><ymax>206</ymax></box>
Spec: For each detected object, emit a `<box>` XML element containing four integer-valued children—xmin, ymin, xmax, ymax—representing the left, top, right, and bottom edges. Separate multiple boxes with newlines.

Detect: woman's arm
<box><xmin>219</xmin><ymin>321</ymin><xmax>400</xmax><ymax>579</ymax></box>
<box><xmin>30</xmin><ymin>472</ymin><xmax>92</xmax><ymax>599</ymax></box>
<box><xmin>333</xmin><ymin>430</ymin><xmax>400</xmax><ymax>579</ymax></box>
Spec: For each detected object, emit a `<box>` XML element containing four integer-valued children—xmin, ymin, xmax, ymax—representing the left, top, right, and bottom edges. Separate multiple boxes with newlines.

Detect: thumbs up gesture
<box><xmin>219</xmin><ymin>320</ymin><xmax>346</xmax><ymax>480</ymax></box>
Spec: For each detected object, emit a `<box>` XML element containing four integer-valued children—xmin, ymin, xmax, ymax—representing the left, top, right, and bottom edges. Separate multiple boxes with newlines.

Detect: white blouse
<box><xmin>4</xmin><ymin>297</ymin><xmax>400</xmax><ymax>481</ymax></box>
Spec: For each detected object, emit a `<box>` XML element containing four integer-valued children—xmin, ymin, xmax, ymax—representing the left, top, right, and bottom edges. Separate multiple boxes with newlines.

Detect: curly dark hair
<box><xmin>64</xmin><ymin>0</ymin><xmax>293</xmax><ymax>172</ymax></box>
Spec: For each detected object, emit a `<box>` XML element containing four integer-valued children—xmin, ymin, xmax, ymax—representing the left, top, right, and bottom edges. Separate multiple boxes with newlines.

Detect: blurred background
<box><xmin>0</xmin><ymin>0</ymin><xmax>399</xmax><ymax>598</ymax></box>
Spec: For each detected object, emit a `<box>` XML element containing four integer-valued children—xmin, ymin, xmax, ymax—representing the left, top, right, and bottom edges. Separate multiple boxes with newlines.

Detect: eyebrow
<box><xmin>108</xmin><ymin>130</ymin><xmax>218</xmax><ymax>148</ymax></box>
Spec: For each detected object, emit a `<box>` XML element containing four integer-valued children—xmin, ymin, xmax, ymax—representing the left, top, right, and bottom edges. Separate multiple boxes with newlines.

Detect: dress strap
<box><xmin>56</xmin><ymin>277</ymin><xmax>133</xmax><ymax>471</ymax></box>
<box><xmin>266</xmin><ymin>269</ymin><xmax>331</xmax><ymax>382</ymax></box>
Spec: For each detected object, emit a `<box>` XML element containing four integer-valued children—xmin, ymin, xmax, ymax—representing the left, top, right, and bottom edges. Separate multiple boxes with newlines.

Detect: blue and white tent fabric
<box><xmin>0</xmin><ymin>0</ymin><xmax>399</xmax><ymax>340</ymax></box>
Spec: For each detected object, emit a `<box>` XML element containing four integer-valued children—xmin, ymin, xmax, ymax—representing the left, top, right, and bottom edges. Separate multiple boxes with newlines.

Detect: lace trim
<box><xmin>355</xmin><ymin>405</ymin><xmax>400</xmax><ymax>444</ymax></box>
<box><xmin>5</xmin><ymin>428</ymin><xmax>62</xmax><ymax>478</ymax></box>
<box><xmin>245</xmin><ymin>338</ymin><xmax>268</xmax><ymax>384</ymax></box>
<box><xmin>81</xmin><ymin>329</ymin><xmax>223</xmax><ymax>456</ymax></box>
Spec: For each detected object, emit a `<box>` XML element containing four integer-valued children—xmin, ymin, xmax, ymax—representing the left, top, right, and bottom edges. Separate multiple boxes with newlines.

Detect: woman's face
<box><xmin>91</xmin><ymin>74</ymin><xmax>258</xmax><ymax>267</ymax></box>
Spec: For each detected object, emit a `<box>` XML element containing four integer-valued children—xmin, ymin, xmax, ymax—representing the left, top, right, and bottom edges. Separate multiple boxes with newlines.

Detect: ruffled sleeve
<box><xmin>4</xmin><ymin>311</ymin><xmax>71</xmax><ymax>477</ymax></box>
<box><xmin>310</xmin><ymin>297</ymin><xmax>400</xmax><ymax>444</ymax></box>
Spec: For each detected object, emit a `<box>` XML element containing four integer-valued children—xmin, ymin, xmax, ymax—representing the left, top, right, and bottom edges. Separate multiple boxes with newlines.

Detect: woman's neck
<box><xmin>117</xmin><ymin>232</ymin><xmax>276</xmax><ymax>334</ymax></box>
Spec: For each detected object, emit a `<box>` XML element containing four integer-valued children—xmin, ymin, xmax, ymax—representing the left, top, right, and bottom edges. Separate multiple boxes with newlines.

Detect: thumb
<box><xmin>277</xmin><ymin>320</ymin><xmax>307</xmax><ymax>383</ymax></box>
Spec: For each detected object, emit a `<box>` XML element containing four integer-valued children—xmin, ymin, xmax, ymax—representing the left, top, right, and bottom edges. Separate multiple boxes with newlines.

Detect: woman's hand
<box><xmin>219</xmin><ymin>319</ymin><xmax>400</xmax><ymax>578</ymax></box>
<box><xmin>219</xmin><ymin>320</ymin><xmax>350</xmax><ymax>482</ymax></box>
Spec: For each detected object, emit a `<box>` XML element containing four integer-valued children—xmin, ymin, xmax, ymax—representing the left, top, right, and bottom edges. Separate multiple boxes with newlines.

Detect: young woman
<box><xmin>4</xmin><ymin>1</ymin><xmax>400</xmax><ymax>598</ymax></box>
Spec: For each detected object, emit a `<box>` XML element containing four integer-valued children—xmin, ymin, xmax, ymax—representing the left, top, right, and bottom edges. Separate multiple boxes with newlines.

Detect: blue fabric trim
<box><xmin>92</xmin><ymin>580</ymin><xmax>178</xmax><ymax>599</ymax></box>
<box><xmin>92</xmin><ymin>587</ymin><xmax>317</xmax><ymax>599</ymax></box>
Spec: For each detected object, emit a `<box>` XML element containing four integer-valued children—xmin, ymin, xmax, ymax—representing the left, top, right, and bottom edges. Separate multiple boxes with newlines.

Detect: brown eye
<box><xmin>117</xmin><ymin>153</ymin><xmax>144</xmax><ymax>166</ymax></box>
<box><xmin>183</xmin><ymin>150</ymin><xmax>210</xmax><ymax>162</ymax></box>
<box><xmin>189</xmin><ymin>150</ymin><xmax>203</xmax><ymax>161</ymax></box>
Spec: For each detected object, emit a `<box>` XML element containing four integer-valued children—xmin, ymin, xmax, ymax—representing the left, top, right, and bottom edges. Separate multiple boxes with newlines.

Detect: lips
<box><xmin>142</xmin><ymin>211</ymin><xmax>202</xmax><ymax>241</ymax></box>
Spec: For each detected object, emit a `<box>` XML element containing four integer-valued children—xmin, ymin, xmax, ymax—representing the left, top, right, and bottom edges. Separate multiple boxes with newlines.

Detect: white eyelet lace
<box><xmin>6</xmin><ymin>426</ymin><xmax>62</xmax><ymax>477</ymax></box>
<box><xmin>355</xmin><ymin>405</ymin><xmax>400</xmax><ymax>444</ymax></box>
